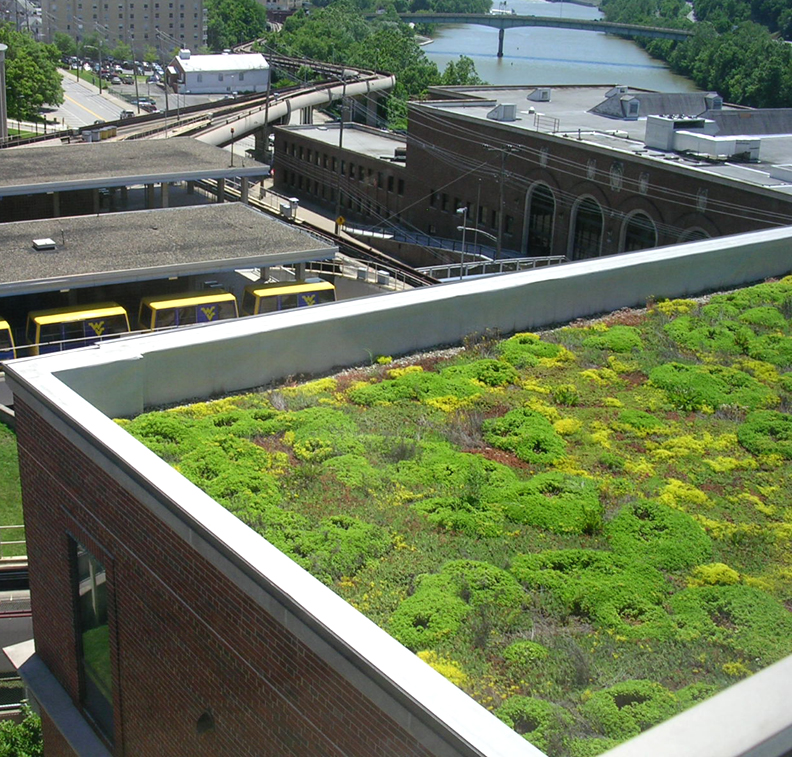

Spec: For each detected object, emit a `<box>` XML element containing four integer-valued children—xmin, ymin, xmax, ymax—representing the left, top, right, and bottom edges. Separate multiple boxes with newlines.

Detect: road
<box><xmin>47</xmin><ymin>70</ymin><xmax>233</xmax><ymax>129</ymax></box>
<box><xmin>51</xmin><ymin>74</ymin><xmax>133</xmax><ymax>128</ymax></box>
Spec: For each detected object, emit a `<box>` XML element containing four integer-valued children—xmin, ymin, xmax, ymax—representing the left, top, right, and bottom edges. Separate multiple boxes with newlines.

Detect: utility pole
<box><xmin>456</xmin><ymin>206</ymin><xmax>467</xmax><ymax>280</ymax></box>
<box><xmin>485</xmin><ymin>144</ymin><xmax>517</xmax><ymax>260</ymax></box>
<box><xmin>333</xmin><ymin>72</ymin><xmax>347</xmax><ymax>236</ymax></box>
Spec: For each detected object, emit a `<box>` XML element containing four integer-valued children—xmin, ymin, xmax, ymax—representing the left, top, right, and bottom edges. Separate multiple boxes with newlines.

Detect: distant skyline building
<box><xmin>42</xmin><ymin>0</ymin><xmax>207</xmax><ymax>58</ymax></box>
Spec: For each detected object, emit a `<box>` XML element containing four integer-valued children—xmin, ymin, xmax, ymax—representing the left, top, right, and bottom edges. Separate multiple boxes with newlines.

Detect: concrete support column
<box><xmin>161</xmin><ymin>182</ymin><xmax>169</xmax><ymax>208</ymax></box>
<box><xmin>253</xmin><ymin>129</ymin><xmax>269</xmax><ymax>159</ymax></box>
<box><xmin>145</xmin><ymin>183</ymin><xmax>155</xmax><ymax>208</ymax></box>
<box><xmin>120</xmin><ymin>186</ymin><xmax>128</xmax><ymax>207</ymax></box>
<box><xmin>497</xmin><ymin>27</ymin><xmax>505</xmax><ymax>58</ymax></box>
<box><xmin>93</xmin><ymin>189</ymin><xmax>100</xmax><ymax>213</ymax></box>
<box><xmin>217</xmin><ymin>178</ymin><xmax>225</xmax><ymax>203</ymax></box>
<box><xmin>241</xmin><ymin>176</ymin><xmax>249</xmax><ymax>204</ymax></box>
<box><xmin>187</xmin><ymin>180</ymin><xmax>195</xmax><ymax>195</ymax></box>
<box><xmin>295</xmin><ymin>263</ymin><xmax>306</xmax><ymax>280</ymax></box>
<box><xmin>366</xmin><ymin>94</ymin><xmax>380</xmax><ymax>127</ymax></box>
<box><xmin>300</xmin><ymin>106</ymin><xmax>313</xmax><ymax>125</ymax></box>
<box><xmin>52</xmin><ymin>192</ymin><xmax>60</xmax><ymax>217</ymax></box>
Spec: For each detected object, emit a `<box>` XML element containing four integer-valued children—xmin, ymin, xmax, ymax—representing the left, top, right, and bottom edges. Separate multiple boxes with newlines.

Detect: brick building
<box><xmin>273</xmin><ymin>85</ymin><xmax>792</xmax><ymax>265</ymax></box>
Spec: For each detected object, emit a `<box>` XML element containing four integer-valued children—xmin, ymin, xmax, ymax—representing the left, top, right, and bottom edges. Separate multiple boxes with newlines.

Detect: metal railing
<box><xmin>0</xmin><ymin>526</ymin><xmax>25</xmax><ymax>560</ymax></box>
<box><xmin>419</xmin><ymin>255</ymin><xmax>567</xmax><ymax>280</ymax></box>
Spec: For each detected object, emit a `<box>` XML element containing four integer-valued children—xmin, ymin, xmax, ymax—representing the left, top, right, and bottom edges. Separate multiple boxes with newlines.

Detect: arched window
<box><xmin>679</xmin><ymin>228</ymin><xmax>709</xmax><ymax>243</ymax></box>
<box><xmin>571</xmin><ymin>197</ymin><xmax>603</xmax><ymax>259</ymax></box>
<box><xmin>622</xmin><ymin>212</ymin><xmax>657</xmax><ymax>252</ymax></box>
<box><xmin>525</xmin><ymin>184</ymin><xmax>555</xmax><ymax>256</ymax></box>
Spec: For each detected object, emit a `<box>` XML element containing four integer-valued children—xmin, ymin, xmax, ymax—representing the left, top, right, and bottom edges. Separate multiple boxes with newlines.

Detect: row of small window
<box><xmin>280</xmin><ymin>171</ymin><xmax>401</xmax><ymax>221</ymax></box>
<box><xmin>430</xmin><ymin>193</ymin><xmax>514</xmax><ymax>235</ymax></box>
<box><xmin>281</xmin><ymin>142</ymin><xmax>405</xmax><ymax>195</ymax></box>
<box><xmin>76</xmin><ymin>1</ymin><xmax>186</xmax><ymax>7</ymax></box>
<box><xmin>195</xmin><ymin>72</ymin><xmax>245</xmax><ymax>82</ymax></box>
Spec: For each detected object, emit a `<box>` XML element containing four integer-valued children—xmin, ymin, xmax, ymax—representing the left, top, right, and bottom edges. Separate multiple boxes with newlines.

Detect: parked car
<box><xmin>121</xmin><ymin>75</ymin><xmax>134</xmax><ymax>85</ymax></box>
<box><xmin>111</xmin><ymin>76</ymin><xmax>122</xmax><ymax>85</ymax></box>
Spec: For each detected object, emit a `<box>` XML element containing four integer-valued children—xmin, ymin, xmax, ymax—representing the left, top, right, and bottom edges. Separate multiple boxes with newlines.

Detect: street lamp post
<box><xmin>333</xmin><ymin>71</ymin><xmax>348</xmax><ymax>236</ymax></box>
<box><xmin>230</xmin><ymin>127</ymin><xmax>235</xmax><ymax>168</ymax></box>
<box><xmin>456</xmin><ymin>206</ymin><xmax>467</xmax><ymax>280</ymax></box>
<box><xmin>83</xmin><ymin>44</ymin><xmax>103</xmax><ymax>94</ymax></box>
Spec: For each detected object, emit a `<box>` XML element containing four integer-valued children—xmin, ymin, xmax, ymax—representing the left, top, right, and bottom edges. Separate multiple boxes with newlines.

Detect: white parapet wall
<box><xmin>21</xmin><ymin>223</ymin><xmax>792</xmax><ymax>419</ymax></box>
<box><xmin>6</xmin><ymin>224</ymin><xmax>792</xmax><ymax>757</ymax></box>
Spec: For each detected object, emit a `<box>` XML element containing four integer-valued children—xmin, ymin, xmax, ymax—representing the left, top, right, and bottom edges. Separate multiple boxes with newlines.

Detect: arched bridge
<box><xmin>389</xmin><ymin>13</ymin><xmax>692</xmax><ymax>57</ymax></box>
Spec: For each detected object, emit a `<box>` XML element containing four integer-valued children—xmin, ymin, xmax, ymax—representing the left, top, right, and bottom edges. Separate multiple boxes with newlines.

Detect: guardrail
<box><xmin>0</xmin><ymin>526</ymin><xmax>25</xmax><ymax>561</ymax></box>
<box><xmin>419</xmin><ymin>255</ymin><xmax>567</xmax><ymax>279</ymax></box>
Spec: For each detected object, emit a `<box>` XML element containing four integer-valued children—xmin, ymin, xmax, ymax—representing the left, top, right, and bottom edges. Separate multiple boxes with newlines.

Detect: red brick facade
<box><xmin>15</xmin><ymin>397</ymin><xmax>437</xmax><ymax>757</ymax></box>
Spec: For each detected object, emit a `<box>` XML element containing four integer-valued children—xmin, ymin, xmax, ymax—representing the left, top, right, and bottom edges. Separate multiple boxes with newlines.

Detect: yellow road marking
<box><xmin>64</xmin><ymin>93</ymin><xmax>106</xmax><ymax>121</ymax></box>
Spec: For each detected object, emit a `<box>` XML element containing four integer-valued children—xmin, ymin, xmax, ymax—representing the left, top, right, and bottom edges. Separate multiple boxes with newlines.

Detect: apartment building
<box><xmin>43</xmin><ymin>0</ymin><xmax>207</xmax><ymax>58</ymax></box>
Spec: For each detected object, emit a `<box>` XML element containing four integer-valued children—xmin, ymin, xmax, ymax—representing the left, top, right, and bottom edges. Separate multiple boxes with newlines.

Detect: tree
<box><xmin>53</xmin><ymin>31</ymin><xmax>77</xmax><ymax>59</ymax></box>
<box><xmin>0</xmin><ymin>25</ymin><xmax>63</xmax><ymax>121</ymax></box>
<box><xmin>441</xmin><ymin>55</ymin><xmax>484</xmax><ymax>86</ymax></box>
<box><xmin>206</xmin><ymin>0</ymin><xmax>268</xmax><ymax>50</ymax></box>
<box><xmin>0</xmin><ymin>705</ymin><xmax>43</xmax><ymax>756</ymax></box>
<box><xmin>111</xmin><ymin>41</ymin><xmax>133</xmax><ymax>62</ymax></box>
<box><xmin>143</xmin><ymin>45</ymin><xmax>159</xmax><ymax>63</ymax></box>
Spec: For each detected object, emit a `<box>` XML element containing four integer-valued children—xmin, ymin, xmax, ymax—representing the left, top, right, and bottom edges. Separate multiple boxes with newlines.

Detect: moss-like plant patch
<box><xmin>120</xmin><ymin>276</ymin><xmax>792</xmax><ymax>756</ymax></box>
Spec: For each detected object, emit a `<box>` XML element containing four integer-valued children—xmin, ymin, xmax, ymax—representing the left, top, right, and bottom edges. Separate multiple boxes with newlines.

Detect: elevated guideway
<box><xmin>195</xmin><ymin>70</ymin><xmax>395</xmax><ymax>147</ymax></box>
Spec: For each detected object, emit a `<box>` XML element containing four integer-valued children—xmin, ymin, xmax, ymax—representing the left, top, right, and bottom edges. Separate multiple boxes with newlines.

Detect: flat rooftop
<box><xmin>280</xmin><ymin>123</ymin><xmax>407</xmax><ymax>162</ymax></box>
<box><xmin>416</xmin><ymin>85</ymin><xmax>792</xmax><ymax>194</ymax></box>
<box><xmin>0</xmin><ymin>138</ymin><xmax>268</xmax><ymax>197</ymax></box>
<box><xmin>0</xmin><ymin>203</ymin><xmax>336</xmax><ymax>296</ymax></box>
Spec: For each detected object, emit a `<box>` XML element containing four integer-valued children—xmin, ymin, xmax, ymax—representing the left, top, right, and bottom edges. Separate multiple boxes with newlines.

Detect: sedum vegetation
<box><xmin>120</xmin><ymin>276</ymin><xmax>792</xmax><ymax>756</ymax></box>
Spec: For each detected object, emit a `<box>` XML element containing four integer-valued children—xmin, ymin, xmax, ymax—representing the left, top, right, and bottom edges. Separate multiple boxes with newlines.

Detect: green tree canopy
<box><xmin>259</xmin><ymin>2</ymin><xmax>484</xmax><ymax>127</ymax></box>
<box><xmin>206</xmin><ymin>0</ymin><xmax>268</xmax><ymax>50</ymax></box>
<box><xmin>53</xmin><ymin>31</ymin><xmax>77</xmax><ymax>59</ymax></box>
<box><xmin>0</xmin><ymin>25</ymin><xmax>63</xmax><ymax>121</ymax></box>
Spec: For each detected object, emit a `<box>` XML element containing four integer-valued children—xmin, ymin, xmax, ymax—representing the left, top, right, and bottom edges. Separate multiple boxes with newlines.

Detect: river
<box><xmin>422</xmin><ymin>0</ymin><xmax>698</xmax><ymax>91</ymax></box>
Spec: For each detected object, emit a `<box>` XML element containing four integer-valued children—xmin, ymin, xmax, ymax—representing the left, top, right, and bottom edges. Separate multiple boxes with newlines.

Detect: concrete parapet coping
<box><xmin>3</xmin><ymin>640</ymin><xmax>111</xmax><ymax>757</ymax></box>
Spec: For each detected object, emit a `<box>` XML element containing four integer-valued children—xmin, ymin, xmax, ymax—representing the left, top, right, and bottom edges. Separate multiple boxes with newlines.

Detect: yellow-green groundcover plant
<box><xmin>120</xmin><ymin>277</ymin><xmax>792</xmax><ymax>757</ymax></box>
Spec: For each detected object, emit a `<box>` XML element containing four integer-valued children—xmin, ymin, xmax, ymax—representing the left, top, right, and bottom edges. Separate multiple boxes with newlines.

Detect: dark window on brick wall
<box><xmin>73</xmin><ymin>540</ymin><xmax>114</xmax><ymax>744</ymax></box>
<box><xmin>398</xmin><ymin>179</ymin><xmax>404</xmax><ymax>195</ymax></box>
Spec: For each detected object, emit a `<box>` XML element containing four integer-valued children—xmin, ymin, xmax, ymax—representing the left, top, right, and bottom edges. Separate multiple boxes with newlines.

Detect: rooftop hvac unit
<box><xmin>527</xmin><ymin>88</ymin><xmax>551</xmax><ymax>102</ymax></box>
<box><xmin>487</xmin><ymin>103</ymin><xmax>517</xmax><ymax>122</ymax></box>
<box><xmin>32</xmin><ymin>238</ymin><xmax>56</xmax><ymax>251</ymax></box>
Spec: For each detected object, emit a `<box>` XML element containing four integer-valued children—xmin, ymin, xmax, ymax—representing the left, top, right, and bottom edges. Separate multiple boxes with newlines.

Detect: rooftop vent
<box><xmin>179</xmin><ymin>48</ymin><xmax>191</xmax><ymax>59</ymax></box>
<box><xmin>487</xmin><ymin>103</ymin><xmax>517</xmax><ymax>122</ymax></box>
<box><xmin>527</xmin><ymin>88</ymin><xmax>551</xmax><ymax>102</ymax></box>
<box><xmin>32</xmin><ymin>238</ymin><xmax>56</xmax><ymax>251</ymax></box>
<box><xmin>705</xmin><ymin>92</ymin><xmax>723</xmax><ymax>111</ymax></box>
<box><xmin>394</xmin><ymin>146</ymin><xmax>407</xmax><ymax>160</ymax></box>
<box><xmin>606</xmin><ymin>85</ymin><xmax>629</xmax><ymax>98</ymax></box>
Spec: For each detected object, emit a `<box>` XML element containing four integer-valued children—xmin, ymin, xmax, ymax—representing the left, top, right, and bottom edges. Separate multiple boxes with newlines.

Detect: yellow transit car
<box><xmin>138</xmin><ymin>290</ymin><xmax>239</xmax><ymax>331</ymax></box>
<box><xmin>0</xmin><ymin>319</ymin><xmax>16</xmax><ymax>362</ymax></box>
<box><xmin>241</xmin><ymin>279</ymin><xmax>336</xmax><ymax>316</ymax></box>
<box><xmin>26</xmin><ymin>303</ymin><xmax>131</xmax><ymax>356</ymax></box>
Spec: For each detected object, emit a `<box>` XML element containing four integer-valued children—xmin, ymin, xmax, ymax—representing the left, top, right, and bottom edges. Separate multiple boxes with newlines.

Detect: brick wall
<box><xmin>40</xmin><ymin>711</ymin><xmax>77</xmax><ymax>757</ymax></box>
<box><xmin>15</xmin><ymin>397</ymin><xmax>436</xmax><ymax>757</ymax></box>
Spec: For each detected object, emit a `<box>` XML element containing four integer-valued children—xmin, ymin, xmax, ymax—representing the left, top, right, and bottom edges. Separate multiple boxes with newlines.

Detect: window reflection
<box><xmin>75</xmin><ymin>542</ymin><xmax>113</xmax><ymax>742</ymax></box>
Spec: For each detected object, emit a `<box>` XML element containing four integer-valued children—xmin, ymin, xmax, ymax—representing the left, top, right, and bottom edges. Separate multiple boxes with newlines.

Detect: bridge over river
<box><xmin>387</xmin><ymin>13</ymin><xmax>692</xmax><ymax>57</ymax></box>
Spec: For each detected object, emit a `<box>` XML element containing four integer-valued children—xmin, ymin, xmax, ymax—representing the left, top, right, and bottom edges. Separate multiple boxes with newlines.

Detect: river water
<box><xmin>422</xmin><ymin>0</ymin><xmax>698</xmax><ymax>91</ymax></box>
